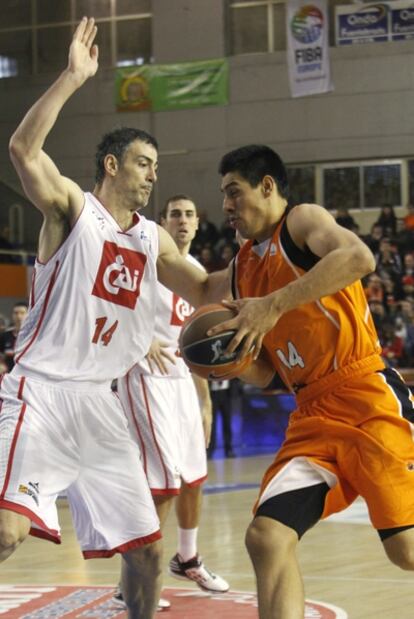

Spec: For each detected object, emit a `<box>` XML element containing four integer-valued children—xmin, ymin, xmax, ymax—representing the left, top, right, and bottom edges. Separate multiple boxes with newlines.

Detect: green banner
<box><xmin>116</xmin><ymin>59</ymin><xmax>228</xmax><ymax>112</ymax></box>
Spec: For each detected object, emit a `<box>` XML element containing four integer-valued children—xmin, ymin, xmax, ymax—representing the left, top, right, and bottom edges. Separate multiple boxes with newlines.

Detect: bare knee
<box><xmin>245</xmin><ymin>516</ymin><xmax>298</xmax><ymax>564</ymax></box>
<box><xmin>123</xmin><ymin>539</ymin><xmax>163</xmax><ymax>575</ymax></box>
<box><xmin>383</xmin><ymin>530</ymin><xmax>414</xmax><ymax>571</ymax></box>
<box><xmin>0</xmin><ymin>511</ymin><xmax>30</xmax><ymax>561</ymax></box>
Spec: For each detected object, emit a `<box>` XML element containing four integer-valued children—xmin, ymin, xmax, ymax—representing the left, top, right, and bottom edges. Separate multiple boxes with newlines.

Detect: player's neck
<box><xmin>93</xmin><ymin>186</ymin><xmax>137</xmax><ymax>231</ymax></box>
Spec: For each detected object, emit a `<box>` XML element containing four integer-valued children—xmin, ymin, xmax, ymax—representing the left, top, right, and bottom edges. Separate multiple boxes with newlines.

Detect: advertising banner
<box><xmin>116</xmin><ymin>59</ymin><xmax>228</xmax><ymax>112</ymax></box>
<box><xmin>336</xmin><ymin>1</ymin><xmax>414</xmax><ymax>46</ymax></box>
<box><xmin>286</xmin><ymin>0</ymin><xmax>333</xmax><ymax>98</ymax></box>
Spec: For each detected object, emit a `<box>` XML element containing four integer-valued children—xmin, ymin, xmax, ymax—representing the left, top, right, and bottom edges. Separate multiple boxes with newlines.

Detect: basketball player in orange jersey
<box><xmin>113</xmin><ymin>195</ymin><xmax>229</xmax><ymax>611</ymax></box>
<box><xmin>0</xmin><ymin>18</ymin><xmax>235</xmax><ymax>619</ymax></box>
<box><xmin>204</xmin><ymin>144</ymin><xmax>414</xmax><ymax>619</ymax></box>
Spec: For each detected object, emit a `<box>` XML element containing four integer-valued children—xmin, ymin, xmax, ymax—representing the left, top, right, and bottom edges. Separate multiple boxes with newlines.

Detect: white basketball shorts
<box><xmin>118</xmin><ymin>370</ymin><xmax>207</xmax><ymax>494</ymax></box>
<box><xmin>0</xmin><ymin>371</ymin><xmax>160</xmax><ymax>557</ymax></box>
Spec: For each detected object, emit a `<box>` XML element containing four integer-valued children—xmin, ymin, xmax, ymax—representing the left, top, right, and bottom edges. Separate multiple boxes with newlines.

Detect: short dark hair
<box><xmin>160</xmin><ymin>194</ymin><xmax>196</xmax><ymax>219</ymax></box>
<box><xmin>95</xmin><ymin>127</ymin><xmax>158</xmax><ymax>184</ymax></box>
<box><xmin>218</xmin><ymin>144</ymin><xmax>289</xmax><ymax>199</ymax></box>
<box><xmin>13</xmin><ymin>301</ymin><xmax>28</xmax><ymax>309</ymax></box>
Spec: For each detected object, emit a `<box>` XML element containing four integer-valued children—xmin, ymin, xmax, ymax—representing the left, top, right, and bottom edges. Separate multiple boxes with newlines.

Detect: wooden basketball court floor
<box><xmin>0</xmin><ymin>454</ymin><xmax>412</xmax><ymax>618</ymax></box>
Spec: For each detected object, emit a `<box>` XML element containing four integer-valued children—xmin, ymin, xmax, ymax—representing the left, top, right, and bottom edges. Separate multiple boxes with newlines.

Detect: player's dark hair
<box><xmin>13</xmin><ymin>300</ymin><xmax>28</xmax><ymax>309</ymax></box>
<box><xmin>218</xmin><ymin>144</ymin><xmax>289</xmax><ymax>199</ymax></box>
<box><xmin>95</xmin><ymin>127</ymin><xmax>158</xmax><ymax>185</ymax></box>
<box><xmin>160</xmin><ymin>194</ymin><xmax>196</xmax><ymax>219</ymax></box>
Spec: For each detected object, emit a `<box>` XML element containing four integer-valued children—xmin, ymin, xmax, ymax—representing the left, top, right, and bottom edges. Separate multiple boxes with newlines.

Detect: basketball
<box><xmin>179</xmin><ymin>303</ymin><xmax>254</xmax><ymax>380</ymax></box>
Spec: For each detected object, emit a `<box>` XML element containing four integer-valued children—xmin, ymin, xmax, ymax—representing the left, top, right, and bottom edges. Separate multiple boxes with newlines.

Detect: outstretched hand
<box><xmin>68</xmin><ymin>17</ymin><xmax>99</xmax><ymax>82</ymax></box>
<box><xmin>207</xmin><ymin>296</ymin><xmax>280</xmax><ymax>360</ymax></box>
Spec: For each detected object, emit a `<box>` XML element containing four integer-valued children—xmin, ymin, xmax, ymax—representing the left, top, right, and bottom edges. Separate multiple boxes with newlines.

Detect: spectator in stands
<box><xmin>0</xmin><ymin>300</ymin><xmax>28</xmax><ymax>372</ymax></box>
<box><xmin>403</xmin><ymin>204</ymin><xmax>414</xmax><ymax>232</ymax></box>
<box><xmin>368</xmin><ymin>300</ymin><xmax>387</xmax><ymax>339</ymax></box>
<box><xmin>218</xmin><ymin>242</ymin><xmax>237</xmax><ymax>269</ymax></box>
<box><xmin>402</xmin><ymin>252</ymin><xmax>414</xmax><ymax>279</ymax></box>
<box><xmin>335</xmin><ymin>207</ymin><xmax>356</xmax><ymax>231</ymax></box>
<box><xmin>381</xmin><ymin>322</ymin><xmax>404</xmax><ymax>368</ymax></box>
<box><xmin>364</xmin><ymin>273</ymin><xmax>384</xmax><ymax>304</ymax></box>
<box><xmin>198</xmin><ymin>245</ymin><xmax>219</xmax><ymax>273</ymax></box>
<box><xmin>374</xmin><ymin>204</ymin><xmax>398</xmax><ymax>238</ymax></box>
<box><xmin>375</xmin><ymin>237</ymin><xmax>402</xmax><ymax>280</ymax></box>
<box><xmin>401</xmin><ymin>275</ymin><xmax>414</xmax><ymax>303</ymax></box>
<box><xmin>192</xmin><ymin>210</ymin><xmax>219</xmax><ymax>255</ymax></box>
<box><xmin>363</xmin><ymin>223</ymin><xmax>384</xmax><ymax>254</ymax></box>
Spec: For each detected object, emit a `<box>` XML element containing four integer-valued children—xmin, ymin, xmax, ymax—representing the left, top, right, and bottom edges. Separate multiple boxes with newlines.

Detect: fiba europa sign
<box><xmin>291</xmin><ymin>5</ymin><xmax>324</xmax><ymax>44</ymax></box>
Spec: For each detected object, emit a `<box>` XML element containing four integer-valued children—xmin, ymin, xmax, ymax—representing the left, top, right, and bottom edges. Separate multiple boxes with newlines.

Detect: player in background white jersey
<box><xmin>113</xmin><ymin>195</ymin><xmax>229</xmax><ymax>611</ymax></box>
<box><xmin>1</xmin><ymin>18</ymin><xmax>241</xmax><ymax>619</ymax></box>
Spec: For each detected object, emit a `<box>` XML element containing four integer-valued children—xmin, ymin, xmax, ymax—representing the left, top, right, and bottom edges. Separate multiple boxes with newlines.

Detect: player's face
<box><xmin>221</xmin><ymin>172</ymin><xmax>270</xmax><ymax>242</ymax></box>
<box><xmin>162</xmin><ymin>200</ymin><xmax>199</xmax><ymax>248</ymax></box>
<box><xmin>115</xmin><ymin>140</ymin><xmax>158</xmax><ymax>210</ymax></box>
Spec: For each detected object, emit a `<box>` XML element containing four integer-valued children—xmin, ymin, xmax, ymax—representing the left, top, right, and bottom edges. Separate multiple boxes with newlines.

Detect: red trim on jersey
<box><xmin>151</xmin><ymin>488</ymin><xmax>180</xmax><ymax>496</ymax></box>
<box><xmin>17</xmin><ymin>376</ymin><xmax>25</xmax><ymax>400</ymax></box>
<box><xmin>185</xmin><ymin>474</ymin><xmax>208</xmax><ymax>488</ymax></box>
<box><xmin>15</xmin><ymin>260</ymin><xmax>60</xmax><ymax>365</ymax></box>
<box><xmin>0</xmin><ymin>500</ymin><xmax>61</xmax><ymax>544</ymax></box>
<box><xmin>0</xmin><ymin>402</ymin><xmax>26</xmax><ymax>499</ymax></box>
<box><xmin>29</xmin><ymin>526</ymin><xmax>61</xmax><ymax>544</ymax></box>
<box><xmin>140</xmin><ymin>375</ymin><xmax>170</xmax><ymax>490</ymax></box>
<box><xmin>82</xmin><ymin>529</ymin><xmax>162</xmax><ymax>559</ymax></box>
<box><xmin>30</xmin><ymin>267</ymin><xmax>36</xmax><ymax>308</ymax></box>
<box><xmin>126</xmin><ymin>371</ymin><xmax>148</xmax><ymax>474</ymax></box>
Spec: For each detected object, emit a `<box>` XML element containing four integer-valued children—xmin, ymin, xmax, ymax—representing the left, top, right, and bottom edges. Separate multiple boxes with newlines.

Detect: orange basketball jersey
<box><xmin>234</xmin><ymin>216</ymin><xmax>382</xmax><ymax>393</ymax></box>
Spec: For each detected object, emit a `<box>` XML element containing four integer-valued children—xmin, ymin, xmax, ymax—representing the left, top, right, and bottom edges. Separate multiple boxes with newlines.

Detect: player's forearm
<box><xmin>9</xmin><ymin>69</ymin><xmax>85</xmax><ymax>162</ymax></box>
<box><xmin>270</xmin><ymin>244</ymin><xmax>375</xmax><ymax>316</ymax></box>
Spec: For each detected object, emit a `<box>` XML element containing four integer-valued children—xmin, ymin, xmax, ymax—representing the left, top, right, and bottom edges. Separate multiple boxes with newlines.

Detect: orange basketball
<box><xmin>179</xmin><ymin>303</ymin><xmax>254</xmax><ymax>380</ymax></box>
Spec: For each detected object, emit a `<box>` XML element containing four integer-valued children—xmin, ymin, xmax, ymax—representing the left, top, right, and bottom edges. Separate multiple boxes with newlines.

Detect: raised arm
<box><xmin>9</xmin><ymin>17</ymin><xmax>99</xmax><ymax>225</ymax></box>
<box><xmin>156</xmin><ymin>225</ymin><xmax>232</xmax><ymax>307</ymax></box>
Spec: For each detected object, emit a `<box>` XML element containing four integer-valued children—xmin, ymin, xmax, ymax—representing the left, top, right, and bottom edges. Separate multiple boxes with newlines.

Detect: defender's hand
<box><xmin>68</xmin><ymin>17</ymin><xmax>99</xmax><ymax>82</ymax></box>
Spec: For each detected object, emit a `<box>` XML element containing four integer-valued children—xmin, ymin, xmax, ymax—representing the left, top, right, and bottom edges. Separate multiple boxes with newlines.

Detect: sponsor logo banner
<box><xmin>0</xmin><ymin>585</ymin><xmax>347</xmax><ymax>618</ymax></box>
<box><xmin>286</xmin><ymin>0</ymin><xmax>333</xmax><ymax>98</ymax></box>
<box><xmin>336</xmin><ymin>1</ymin><xmax>414</xmax><ymax>46</ymax></box>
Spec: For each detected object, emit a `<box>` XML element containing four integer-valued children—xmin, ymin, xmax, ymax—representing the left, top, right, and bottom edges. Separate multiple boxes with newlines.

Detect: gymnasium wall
<box><xmin>0</xmin><ymin>0</ymin><xmax>413</xmax><ymax>246</ymax></box>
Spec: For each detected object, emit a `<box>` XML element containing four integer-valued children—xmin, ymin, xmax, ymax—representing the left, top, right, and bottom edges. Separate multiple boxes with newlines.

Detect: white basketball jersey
<box><xmin>137</xmin><ymin>253</ymin><xmax>204</xmax><ymax>378</ymax></box>
<box><xmin>14</xmin><ymin>192</ymin><xmax>158</xmax><ymax>383</ymax></box>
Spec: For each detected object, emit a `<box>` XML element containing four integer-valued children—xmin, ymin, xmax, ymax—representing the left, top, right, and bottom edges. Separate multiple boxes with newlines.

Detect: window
<box><xmin>287</xmin><ymin>166</ymin><xmax>315</xmax><ymax>206</ymax></box>
<box><xmin>0</xmin><ymin>0</ymin><xmax>152</xmax><ymax>78</ymax></box>
<box><xmin>323</xmin><ymin>166</ymin><xmax>360</xmax><ymax>211</ymax></box>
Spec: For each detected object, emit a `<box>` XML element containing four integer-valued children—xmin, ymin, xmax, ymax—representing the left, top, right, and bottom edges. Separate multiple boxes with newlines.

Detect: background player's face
<box><xmin>221</xmin><ymin>171</ymin><xmax>272</xmax><ymax>242</ymax></box>
<box><xmin>162</xmin><ymin>200</ymin><xmax>199</xmax><ymax>249</ymax></box>
<box><xmin>114</xmin><ymin>139</ymin><xmax>158</xmax><ymax>210</ymax></box>
<box><xmin>12</xmin><ymin>305</ymin><xmax>28</xmax><ymax>330</ymax></box>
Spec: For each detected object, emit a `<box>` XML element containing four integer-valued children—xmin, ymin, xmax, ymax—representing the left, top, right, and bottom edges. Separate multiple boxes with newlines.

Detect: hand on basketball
<box><xmin>207</xmin><ymin>297</ymin><xmax>280</xmax><ymax>360</ymax></box>
<box><xmin>67</xmin><ymin>17</ymin><xmax>99</xmax><ymax>82</ymax></box>
<box><xmin>146</xmin><ymin>339</ymin><xmax>176</xmax><ymax>375</ymax></box>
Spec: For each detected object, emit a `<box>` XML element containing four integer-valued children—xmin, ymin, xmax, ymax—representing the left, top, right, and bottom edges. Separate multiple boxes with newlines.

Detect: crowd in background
<box><xmin>189</xmin><ymin>205</ymin><xmax>414</xmax><ymax>370</ymax></box>
<box><xmin>1</xmin><ymin>205</ymin><xmax>414</xmax><ymax>372</ymax></box>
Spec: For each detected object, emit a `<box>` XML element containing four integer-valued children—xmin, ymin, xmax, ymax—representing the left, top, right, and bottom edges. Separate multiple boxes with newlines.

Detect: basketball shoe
<box><xmin>168</xmin><ymin>553</ymin><xmax>229</xmax><ymax>592</ymax></box>
<box><xmin>112</xmin><ymin>588</ymin><xmax>171</xmax><ymax>612</ymax></box>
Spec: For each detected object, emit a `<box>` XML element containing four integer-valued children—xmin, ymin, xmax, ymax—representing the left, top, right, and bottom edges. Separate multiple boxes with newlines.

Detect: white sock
<box><xmin>177</xmin><ymin>527</ymin><xmax>198</xmax><ymax>561</ymax></box>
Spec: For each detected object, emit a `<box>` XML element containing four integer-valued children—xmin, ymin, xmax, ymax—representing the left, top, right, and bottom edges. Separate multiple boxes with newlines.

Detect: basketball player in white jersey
<box><xmin>0</xmin><ymin>18</ymin><xmax>237</xmax><ymax>619</ymax></box>
<box><xmin>113</xmin><ymin>195</ymin><xmax>229</xmax><ymax>610</ymax></box>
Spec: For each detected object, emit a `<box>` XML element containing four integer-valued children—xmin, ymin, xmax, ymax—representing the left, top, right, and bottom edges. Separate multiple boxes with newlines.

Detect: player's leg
<box><xmin>380</xmin><ymin>527</ymin><xmax>414</xmax><ymax>570</ymax></box>
<box><xmin>154</xmin><ymin>494</ymin><xmax>175</xmax><ymax>528</ymax></box>
<box><xmin>245</xmin><ymin>516</ymin><xmax>303</xmax><ymax>619</ymax></box>
<box><xmin>0</xmin><ymin>509</ymin><xmax>30</xmax><ymax>561</ymax></box>
<box><xmin>121</xmin><ymin>539</ymin><xmax>163</xmax><ymax>619</ymax></box>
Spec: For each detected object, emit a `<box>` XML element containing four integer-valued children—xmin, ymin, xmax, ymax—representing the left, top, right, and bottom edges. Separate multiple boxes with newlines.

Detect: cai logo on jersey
<box><xmin>92</xmin><ymin>241</ymin><xmax>147</xmax><ymax>309</ymax></box>
<box><xmin>170</xmin><ymin>293</ymin><xmax>193</xmax><ymax>326</ymax></box>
